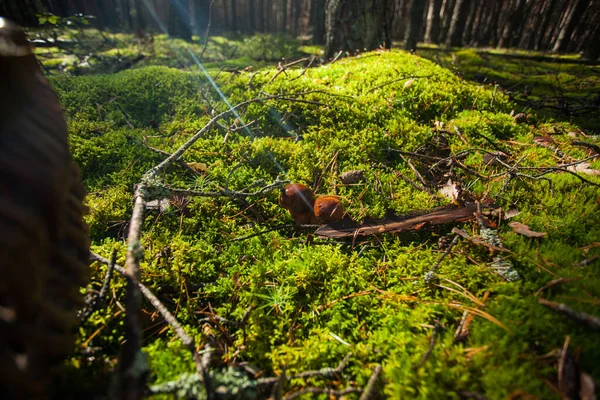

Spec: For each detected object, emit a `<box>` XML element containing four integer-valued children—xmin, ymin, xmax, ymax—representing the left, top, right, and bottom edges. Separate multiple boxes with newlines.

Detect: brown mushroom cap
<box><xmin>279</xmin><ymin>183</ymin><xmax>315</xmax><ymax>215</ymax></box>
<box><xmin>313</xmin><ymin>196</ymin><xmax>345</xmax><ymax>223</ymax></box>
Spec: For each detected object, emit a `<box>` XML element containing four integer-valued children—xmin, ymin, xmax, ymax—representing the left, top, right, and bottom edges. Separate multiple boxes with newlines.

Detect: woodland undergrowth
<box><xmin>46</xmin><ymin>46</ymin><xmax>600</xmax><ymax>399</ymax></box>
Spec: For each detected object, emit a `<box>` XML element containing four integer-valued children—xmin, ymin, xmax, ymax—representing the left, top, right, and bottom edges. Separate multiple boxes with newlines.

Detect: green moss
<box><xmin>51</xmin><ymin>47</ymin><xmax>600</xmax><ymax>398</ymax></box>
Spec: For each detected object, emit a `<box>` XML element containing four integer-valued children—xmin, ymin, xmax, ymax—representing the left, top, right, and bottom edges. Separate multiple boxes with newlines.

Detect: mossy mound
<box><xmin>54</xmin><ymin>49</ymin><xmax>600</xmax><ymax>399</ymax></box>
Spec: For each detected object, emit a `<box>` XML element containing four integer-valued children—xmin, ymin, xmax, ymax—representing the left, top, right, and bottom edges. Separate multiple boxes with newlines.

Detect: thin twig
<box><xmin>413</xmin><ymin>322</ymin><xmax>439</xmax><ymax>370</ymax></box>
<box><xmin>425</xmin><ymin>235</ymin><xmax>460</xmax><ymax>281</ymax></box>
<box><xmin>539</xmin><ymin>298</ymin><xmax>600</xmax><ymax>330</ymax></box>
<box><xmin>90</xmin><ymin>252</ymin><xmax>207</xmax><ymax>382</ymax></box>
<box><xmin>257</xmin><ymin>353</ymin><xmax>353</xmax><ymax>385</ymax></box>
<box><xmin>170</xmin><ymin>178</ymin><xmax>289</xmax><ymax>199</ymax></box>
<box><xmin>368</xmin><ymin>74</ymin><xmax>435</xmax><ymax>93</ymax></box>
<box><xmin>141</xmin><ymin>139</ymin><xmax>198</xmax><ymax>175</ymax></box>
<box><xmin>535</xmin><ymin>278</ymin><xmax>580</xmax><ymax>297</ymax></box>
<box><xmin>119</xmin><ymin>184</ymin><xmax>148</xmax><ymax>399</ymax></box>
<box><xmin>359</xmin><ymin>365</ymin><xmax>383</xmax><ymax>400</ymax></box>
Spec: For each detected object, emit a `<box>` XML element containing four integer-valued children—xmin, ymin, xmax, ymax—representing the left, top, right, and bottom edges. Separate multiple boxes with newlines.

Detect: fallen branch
<box><xmin>539</xmin><ymin>298</ymin><xmax>600</xmax><ymax>330</ymax></box>
<box><xmin>315</xmin><ymin>203</ymin><xmax>496</xmax><ymax>239</ymax></box>
<box><xmin>119</xmin><ymin>184</ymin><xmax>148</xmax><ymax>399</ymax></box>
<box><xmin>257</xmin><ymin>353</ymin><xmax>353</xmax><ymax>386</ymax></box>
<box><xmin>535</xmin><ymin>278</ymin><xmax>579</xmax><ymax>297</ymax></box>
<box><xmin>90</xmin><ymin>252</ymin><xmax>207</xmax><ymax>384</ymax></box>
<box><xmin>359</xmin><ymin>365</ymin><xmax>383</xmax><ymax>400</ymax></box>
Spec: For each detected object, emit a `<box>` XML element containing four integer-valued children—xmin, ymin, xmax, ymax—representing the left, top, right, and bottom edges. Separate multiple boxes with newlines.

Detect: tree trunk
<box><xmin>230</xmin><ymin>0</ymin><xmax>237</xmax><ymax>30</ymax></box>
<box><xmin>553</xmin><ymin>0</ymin><xmax>589</xmax><ymax>52</ymax></box>
<box><xmin>498</xmin><ymin>0</ymin><xmax>526</xmax><ymax>48</ymax></box>
<box><xmin>445</xmin><ymin>0</ymin><xmax>470</xmax><ymax>48</ymax></box>
<box><xmin>194</xmin><ymin>0</ymin><xmax>211</xmax><ymax>35</ymax></box>
<box><xmin>258</xmin><ymin>0</ymin><xmax>265</xmax><ymax>31</ymax></box>
<box><xmin>424</xmin><ymin>0</ymin><xmax>441</xmax><ymax>43</ymax></box>
<box><xmin>405</xmin><ymin>0</ymin><xmax>426</xmax><ymax>50</ymax></box>
<box><xmin>438</xmin><ymin>0</ymin><xmax>455</xmax><ymax>43</ymax></box>
<box><xmin>324</xmin><ymin>0</ymin><xmax>393</xmax><ymax>58</ymax></box>
<box><xmin>282</xmin><ymin>0</ymin><xmax>288</xmax><ymax>31</ymax></box>
<box><xmin>461</xmin><ymin>0</ymin><xmax>476</xmax><ymax>45</ymax></box>
<box><xmin>311</xmin><ymin>0</ymin><xmax>326</xmax><ymax>44</ymax></box>
<box><xmin>168</xmin><ymin>0</ymin><xmax>192</xmax><ymax>40</ymax></box>
<box><xmin>583</xmin><ymin>23</ymin><xmax>600</xmax><ymax>60</ymax></box>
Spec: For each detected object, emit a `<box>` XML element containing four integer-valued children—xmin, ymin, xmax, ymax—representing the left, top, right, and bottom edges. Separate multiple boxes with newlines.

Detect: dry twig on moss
<box><xmin>539</xmin><ymin>298</ymin><xmax>600</xmax><ymax>330</ymax></box>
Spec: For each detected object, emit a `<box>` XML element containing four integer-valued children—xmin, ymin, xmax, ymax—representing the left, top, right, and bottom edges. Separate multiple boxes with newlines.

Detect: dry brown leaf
<box><xmin>508</xmin><ymin>222</ymin><xmax>547</xmax><ymax>238</ymax></box>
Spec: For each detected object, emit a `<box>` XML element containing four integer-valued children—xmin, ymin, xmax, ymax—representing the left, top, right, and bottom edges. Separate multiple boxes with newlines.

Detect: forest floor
<box><xmin>35</xmin><ymin>29</ymin><xmax>600</xmax><ymax>399</ymax></box>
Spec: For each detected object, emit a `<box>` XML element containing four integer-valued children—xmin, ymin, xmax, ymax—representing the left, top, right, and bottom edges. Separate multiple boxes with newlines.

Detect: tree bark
<box><xmin>424</xmin><ymin>0</ymin><xmax>441</xmax><ymax>44</ymax></box>
<box><xmin>405</xmin><ymin>0</ymin><xmax>426</xmax><ymax>50</ymax></box>
<box><xmin>258</xmin><ymin>0</ymin><xmax>265</xmax><ymax>31</ymax></box>
<box><xmin>311</xmin><ymin>0</ymin><xmax>326</xmax><ymax>44</ymax></box>
<box><xmin>168</xmin><ymin>0</ymin><xmax>192</xmax><ymax>40</ymax></box>
<box><xmin>324</xmin><ymin>0</ymin><xmax>393</xmax><ymax>58</ymax></box>
<box><xmin>445</xmin><ymin>0</ymin><xmax>470</xmax><ymax>48</ymax></box>
<box><xmin>438</xmin><ymin>0</ymin><xmax>455</xmax><ymax>43</ymax></box>
<box><xmin>230</xmin><ymin>0</ymin><xmax>237</xmax><ymax>31</ymax></box>
<box><xmin>282</xmin><ymin>0</ymin><xmax>288</xmax><ymax>31</ymax></box>
<box><xmin>498</xmin><ymin>0</ymin><xmax>527</xmax><ymax>48</ymax></box>
<box><xmin>553</xmin><ymin>0</ymin><xmax>589</xmax><ymax>52</ymax></box>
<box><xmin>583</xmin><ymin>23</ymin><xmax>600</xmax><ymax>60</ymax></box>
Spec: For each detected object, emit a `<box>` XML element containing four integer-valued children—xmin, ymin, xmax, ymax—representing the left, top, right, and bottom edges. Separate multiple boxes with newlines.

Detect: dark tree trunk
<box><xmin>230</xmin><ymin>0</ymin><xmax>237</xmax><ymax>30</ymax></box>
<box><xmin>258</xmin><ymin>0</ymin><xmax>266</xmax><ymax>31</ymax></box>
<box><xmin>249</xmin><ymin>0</ymin><xmax>255</xmax><ymax>31</ymax></box>
<box><xmin>282</xmin><ymin>0</ymin><xmax>288</xmax><ymax>31</ymax></box>
<box><xmin>424</xmin><ymin>0</ymin><xmax>441</xmax><ymax>44</ymax></box>
<box><xmin>498</xmin><ymin>0</ymin><xmax>526</xmax><ymax>48</ymax></box>
<box><xmin>405</xmin><ymin>0</ymin><xmax>426</xmax><ymax>50</ymax></box>
<box><xmin>553</xmin><ymin>0</ymin><xmax>589</xmax><ymax>52</ymax></box>
<box><xmin>438</xmin><ymin>0</ymin><xmax>455</xmax><ymax>43</ymax></box>
<box><xmin>168</xmin><ymin>0</ymin><xmax>192</xmax><ymax>40</ymax></box>
<box><xmin>445</xmin><ymin>0</ymin><xmax>470</xmax><ymax>48</ymax></box>
<box><xmin>311</xmin><ymin>0</ymin><xmax>326</xmax><ymax>44</ymax></box>
<box><xmin>194</xmin><ymin>0</ymin><xmax>210</xmax><ymax>35</ymax></box>
<box><xmin>324</xmin><ymin>0</ymin><xmax>393</xmax><ymax>59</ymax></box>
<box><xmin>583</xmin><ymin>23</ymin><xmax>600</xmax><ymax>60</ymax></box>
<box><xmin>291</xmin><ymin>0</ymin><xmax>301</xmax><ymax>34</ymax></box>
<box><xmin>466</xmin><ymin>0</ymin><xmax>486</xmax><ymax>46</ymax></box>
<box><xmin>461</xmin><ymin>0</ymin><xmax>477</xmax><ymax>45</ymax></box>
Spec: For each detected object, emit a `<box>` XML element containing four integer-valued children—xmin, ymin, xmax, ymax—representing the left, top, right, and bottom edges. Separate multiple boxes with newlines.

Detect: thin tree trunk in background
<box><xmin>325</xmin><ymin>0</ymin><xmax>393</xmax><ymax>58</ymax></box>
<box><xmin>405</xmin><ymin>0</ymin><xmax>426</xmax><ymax>50</ymax></box>
<box><xmin>168</xmin><ymin>0</ymin><xmax>192</xmax><ymax>40</ymax></box>
<box><xmin>498</xmin><ymin>0</ymin><xmax>526</xmax><ymax>48</ymax></box>
<box><xmin>424</xmin><ymin>0</ymin><xmax>441</xmax><ymax>43</ymax></box>
<box><xmin>461</xmin><ymin>0</ymin><xmax>476</xmax><ymax>45</ymax></box>
<box><xmin>311</xmin><ymin>0</ymin><xmax>326</xmax><ymax>44</ymax></box>
<box><xmin>583</xmin><ymin>22</ymin><xmax>600</xmax><ymax>60</ymax></box>
<box><xmin>445</xmin><ymin>0</ymin><xmax>470</xmax><ymax>48</ymax></box>
<box><xmin>553</xmin><ymin>0</ymin><xmax>588</xmax><ymax>52</ymax></box>
<box><xmin>535</xmin><ymin>0</ymin><xmax>556</xmax><ymax>50</ymax></box>
<box><xmin>438</xmin><ymin>0</ymin><xmax>455</xmax><ymax>43</ymax></box>
<box><xmin>466</xmin><ymin>0</ymin><xmax>486</xmax><ymax>46</ymax></box>
<box><xmin>291</xmin><ymin>0</ymin><xmax>301</xmax><ymax>34</ymax></box>
<box><xmin>194</xmin><ymin>0</ymin><xmax>210</xmax><ymax>35</ymax></box>
<box><xmin>222</xmin><ymin>0</ymin><xmax>230</xmax><ymax>30</ymax></box>
<box><xmin>282</xmin><ymin>0</ymin><xmax>288</xmax><ymax>31</ymax></box>
<box><xmin>230</xmin><ymin>0</ymin><xmax>237</xmax><ymax>30</ymax></box>
<box><xmin>258</xmin><ymin>0</ymin><xmax>265</xmax><ymax>31</ymax></box>
<box><xmin>249</xmin><ymin>0</ymin><xmax>256</xmax><ymax>31</ymax></box>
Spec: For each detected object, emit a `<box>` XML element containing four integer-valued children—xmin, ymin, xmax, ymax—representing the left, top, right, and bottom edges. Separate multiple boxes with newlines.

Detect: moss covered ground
<box><xmin>41</xmin><ymin>35</ymin><xmax>600</xmax><ymax>399</ymax></box>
